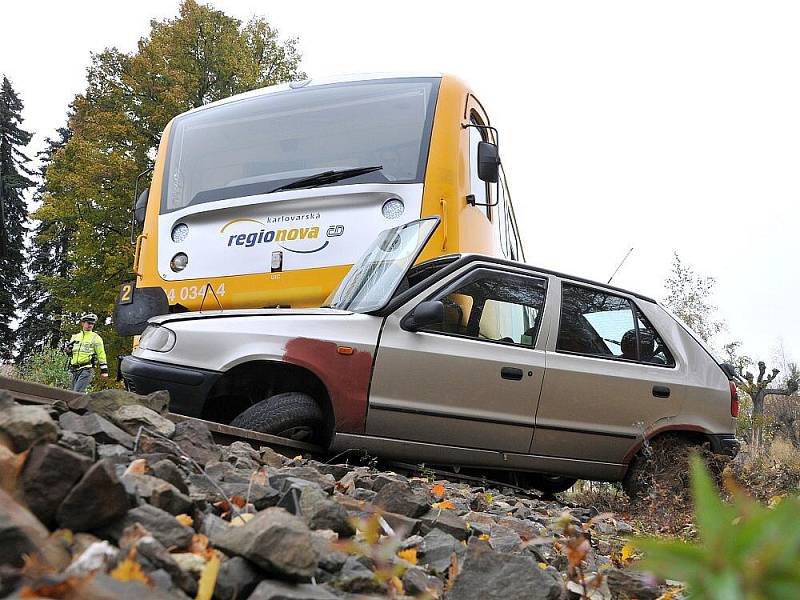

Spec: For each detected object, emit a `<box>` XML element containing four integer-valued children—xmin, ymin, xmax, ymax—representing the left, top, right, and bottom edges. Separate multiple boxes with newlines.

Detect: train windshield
<box><xmin>162</xmin><ymin>77</ymin><xmax>440</xmax><ymax>213</ymax></box>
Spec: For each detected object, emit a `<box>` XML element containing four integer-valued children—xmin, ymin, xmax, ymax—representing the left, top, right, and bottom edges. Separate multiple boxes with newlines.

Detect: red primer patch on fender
<box><xmin>283</xmin><ymin>337</ymin><xmax>373</xmax><ymax>434</ymax></box>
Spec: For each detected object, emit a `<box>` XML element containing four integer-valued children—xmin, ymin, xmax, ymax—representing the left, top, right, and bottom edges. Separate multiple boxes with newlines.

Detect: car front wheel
<box><xmin>230</xmin><ymin>391</ymin><xmax>323</xmax><ymax>442</ymax></box>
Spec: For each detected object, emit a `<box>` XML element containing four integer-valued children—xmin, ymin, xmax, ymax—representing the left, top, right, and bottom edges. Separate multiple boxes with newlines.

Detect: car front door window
<box><xmin>422</xmin><ymin>269</ymin><xmax>546</xmax><ymax>347</ymax></box>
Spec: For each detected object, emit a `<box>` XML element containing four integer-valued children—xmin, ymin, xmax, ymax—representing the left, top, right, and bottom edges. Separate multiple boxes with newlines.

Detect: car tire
<box><xmin>518</xmin><ymin>473</ymin><xmax>577</xmax><ymax>496</ymax></box>
<box><xmin>622</xmin><ymin>434</ymin><xmax>695</xmax><ymax>501</ymax></box>
<box><xmin>230</xmin><ymin>392</ymin><xmax>323</xmax><ymax>441</ymax></box>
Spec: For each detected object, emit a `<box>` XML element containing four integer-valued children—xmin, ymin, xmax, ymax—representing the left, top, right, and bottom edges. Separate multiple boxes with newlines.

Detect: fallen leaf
<box><xmin>176</xmin><ymin>514</ymin><xmax>194</xmax><ymax>527</ymax></box>
<box><xmin>190</xmin><ymin>534</ymin><xmax>210</xmax><ymax>555</ymax></box>
<box><xmin>397</xmin><ymin>548</ymin><xmax>418</xmax><ymax>565</ymax></box>
<box><xmin>620</xmin><ymin>543</ymin><xmax>636</xmax><ymax>564</ymax></box>
<box><xmin>230</xmin><ymin>513</ymin><xmax>255</xmax><ymax>527</ymax></box>
<box><xmin>388</xmin><ymin>575</ymin><xmax>404</xmax><ymax>595</ymax></box>
<box><xmin>110</xmin><ymin>551</ymin><xmax>149</xmax><ymax>584</ymax></box>
<box><xmin>195</xmin><ymin>552</ymin><xmax>220</xmax><ymax>600</ymax></box>
<box><xmin>230</xmin><ymin>495</ymin><xmax>246</xmax><ymax>508</ymax></box>
<box><xmin>431</xmin><ymin>483</ymin><xmax>445</xmax><ymax>499</ymax></box>
<box><xmin>478</xmin><ymin>533</ymin><xmax>490</xmax><ymax>541</ymax></box>
<box><xmin>432</xmin><ymin>500</ymin><xmax>456</xmax><ymax>510</ymax></box>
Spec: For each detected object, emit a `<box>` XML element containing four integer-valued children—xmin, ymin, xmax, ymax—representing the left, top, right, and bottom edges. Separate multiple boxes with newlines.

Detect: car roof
<box><xmin>414</xmin><ymin>253</ymin><xmax>658</xmax><ymax>304</ymax></box>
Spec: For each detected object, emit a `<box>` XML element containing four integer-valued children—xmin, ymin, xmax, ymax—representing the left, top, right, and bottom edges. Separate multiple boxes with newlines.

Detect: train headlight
<box><xmin>139</xmin><ymin>325</ymin><xmax>176</xmax><ymax>352</ymax></box>
<box><xmin>170</xmin><ymin>253</ymin><xmax>189</xmax><ymax>272</ymax></box>
<box><xmin>381</xmin><ymin>198</ymin><xmax>405</xmax><ymax>220</ymax></box>
<box><xmin>171</xmin><ymin>223</ymin><xmax>189</xmax><ymax>243</ymax></box>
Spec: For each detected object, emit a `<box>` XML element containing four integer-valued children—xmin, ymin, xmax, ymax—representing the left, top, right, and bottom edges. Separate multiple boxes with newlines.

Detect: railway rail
<box><xmin>0</xmin><ymin>374</ymin><xmax>543</xmax><ymax>496</ymax></box>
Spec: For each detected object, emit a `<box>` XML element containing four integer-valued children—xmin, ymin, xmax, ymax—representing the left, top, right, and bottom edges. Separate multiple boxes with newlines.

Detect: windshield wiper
<box><xmin>269</xmin><ymin>166</ymin><xmax>383</xmax><ymax>193</ymax></box>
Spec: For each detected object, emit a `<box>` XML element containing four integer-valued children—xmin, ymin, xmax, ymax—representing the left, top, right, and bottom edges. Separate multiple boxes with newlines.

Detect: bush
<box><xmin>635</xmin><ymin>455</ymin><xmax>800</xmax><ymax>599</ymax></box>
<box><xmin>17</xmin><ymin>347</ymin><xmax>72</xmax><ymax>390</ymax></box>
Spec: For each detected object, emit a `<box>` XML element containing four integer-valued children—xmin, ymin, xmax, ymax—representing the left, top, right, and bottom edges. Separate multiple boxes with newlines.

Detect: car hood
<box><xmin>148</xmin><ymin>307</ymin><xmax>353</xmax><ymax>326</ymax></box>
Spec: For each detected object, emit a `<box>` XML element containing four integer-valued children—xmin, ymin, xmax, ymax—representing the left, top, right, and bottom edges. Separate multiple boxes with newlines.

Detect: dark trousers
<box><xmin>71</xmin><ymin>368</ymin><xmax>93</xmax><ymax>393</ymax></box>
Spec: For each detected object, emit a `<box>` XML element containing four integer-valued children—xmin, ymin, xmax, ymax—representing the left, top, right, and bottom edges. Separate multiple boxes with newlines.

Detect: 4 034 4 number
<box><xmin>166</xmin><ymin>283</ymin><xmax>226</xmax><ymax>303</ymax></box>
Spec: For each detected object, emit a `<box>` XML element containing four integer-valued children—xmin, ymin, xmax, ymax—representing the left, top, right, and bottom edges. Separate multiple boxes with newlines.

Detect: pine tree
<box><xmin>0</xmin><ymin>76</ymin><xmax>34</xmax><ymax>360</ymax></box>
<box><xmin>16</xmin><ymin>127</ymin><xmax>74</xmax><ymax>359</ymax></box>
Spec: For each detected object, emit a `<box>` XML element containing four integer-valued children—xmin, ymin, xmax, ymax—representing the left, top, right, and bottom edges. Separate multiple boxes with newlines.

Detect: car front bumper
<box><xmin>120</xmin><ymin>355</ymin><xmax>221</xmax><ymax>418</ymax></box>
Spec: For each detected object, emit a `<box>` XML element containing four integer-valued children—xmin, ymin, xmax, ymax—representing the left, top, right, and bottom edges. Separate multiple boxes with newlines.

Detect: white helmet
<box><xmin>80</xmin><ymin>313</ymin><xmax>98</xmax><ymax>324</ymax></box>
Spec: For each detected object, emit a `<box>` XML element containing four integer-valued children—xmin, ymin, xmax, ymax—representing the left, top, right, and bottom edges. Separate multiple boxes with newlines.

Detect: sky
<box><xmin>1</xmin><ymin>1</ymin><xmax>797</xmax><ymax>365</ymax></box>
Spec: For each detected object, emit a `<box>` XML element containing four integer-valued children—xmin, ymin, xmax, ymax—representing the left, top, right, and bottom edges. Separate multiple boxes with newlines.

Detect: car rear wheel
<box><xmin>622</xmin><ymin>434</ymin><xmax>695</xmax><ymax>501</ymax></box>
<box><xmin>230</xmin><ymin>392</ymin><xmax>323</xmax><ymax>442</ymax></box>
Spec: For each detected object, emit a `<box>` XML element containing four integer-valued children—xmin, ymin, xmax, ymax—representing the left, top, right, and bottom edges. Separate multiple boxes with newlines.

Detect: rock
<box><xmin>65</xmin><ymin>572</ymin><xmax>180</xmax><ymax>600</ymax></box>
<box><xmin>260</xmin><ymin>446</ymin><xmax>287</xmax><ymax>468</ymax></box>
<box><xmin>247</xmin><ymin>579</ymin><xmax>337</xmax><ymax>600</ymax></box>
<box><xmin>371</xmin><ymin>473</ymin><xmax>407</xmax><ymax>492</ymax></box>
<box><xmin>56</xmin><ymin>459</ymin><xmax>129</xmax><ymax>531</ymax></box>
<box><xmin>120</xmin><ymin>472</ymin><xmax>193</xmax><ymax>515</ymax></box>
<box><xmin>419</xmin><ymin>508</ymin><xmax>468</xmax><ymax>541</ymax></box>
<box><xmin>148</xmin><ymin>458</ymin><xmax>189</xmax><ymax>494</ymax></box>
<box><xmin>0</xmin><ymin>393</ymin><xmax>58</xmax><ymax>452</ymax></box>
<box><xmin>333</xmin><ymin>555</ymin><xmax>382</xmax><ymax>594</ymax></box>
<box><xmin>222</xmin><ymin>441</ymin><xmax>261</xmax><ymax>470</ymax></box>
<box><xmin>171</xmin><ymin>552</ymin><xmax>206</xmax><ymax>576</ymax></box>
<box><xmin>212</xmin><ymin>507</ymin><xmax>318</xmax><ymax>579</ymax></box>
<box><xmin>449</xmin><ymin>538</ymin><xmax>564</xmax><ymax>600</ymax></box>
<box><xmin>270</xmin><ymin>467</ymin><xmax>335</xmax><ymax>494</ymax></box>
<box><xmin>214</xmin><ymin>556</ymin><xmax>261</xmax><ymax>600</ymax></box>
<box><xmin>372</xmin><ymin>481</ymin><xmax>430</xmax><ymax>518</ymax></box>
<box><xmin>310</xmin><ymin>462</ymin><xmax>350</xmax><ymax>481</ymax></box>
<box><xmin>298</xmin><ymin>486</ymin><xmax>355</xmax><ymax>537</ymax></box>
<box><xmin>136</xmin><ymin>432</ymin><xmax>178</xmax><ymax>456</ymax></box>
<box><xmin>0</xmin><ymin>488</ymin><xmax>70</xmax><ymax>568</ymax></box>
<box><xmin>111</xmin><ymin>404</ymin><xmax>175</xmax><ymax>438</ymax></box>
<box><xmin>311</xmin><ymin>529</ymin><xmax>348</xmax><ymax>573</ymax></box>
<box><xmin>171</xmin><ymin>420</ymin><xmax>220</xmax><ymax>465</ymax></box>
<box><xmin>418</xmin><ymin>528</ymin><xmax>465</xmax><ymax>573</ymax></box>
<box><xmin>58</xmin><ymin>412</ymin><xmax>134</xmax><ymax>448</ymax></box>
<box><xmin>103</xmin><ymin>504</ymin><xmax>194</xmax><ymax>550</ymax></box>
<box><xmin>134</xmin><ymin>534</ymin><xmax>197</xmax><ymax>596</ymax></box>
<box><xmin>57</xmin><ymin>429</ymin><xmax>96</xmax><ymax>459</ymax></box>
<box><xmin>605</xmin><ymin>568</ymin><xmax>661</xmax><ymax>600</ymax></box>
<box><xmin>97</xmin><ymin>444</ymin><xmax>132</xmax><ymax>461</ymax></box>
<box><xmin>403</xmin><ymin>566</ymin><xmax>444</xmax><ymax>597</ymax></box>
<box><xmin>68</xmin><ymin>388</ymin><xmax>169</xmax><ymax>418</ymax></box>
<box><xmin>489</xmin><ymin>524</ymin><xmax>523</xmax><ymax>553</ymax></box>
<box><xmin>65</xmin><ymin>540</ymin><xmax>119</xmax><ymax>577</ymax></box>
<box><xmin>19</xmin><ymin>443</ymin><xmax>92</xmax><ymax>526</ymax></box>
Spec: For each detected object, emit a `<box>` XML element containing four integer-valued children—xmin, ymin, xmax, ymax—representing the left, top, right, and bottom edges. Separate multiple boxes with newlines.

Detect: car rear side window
<box><xmin>423</xmin><ymin>269</ymin><xmax>546</xmax><ymax>347</ymax></box>
<box><xmin>635</xmin><ymin>308</ymin><xmax>676</xmax><ymax>366</ymax></box>
<box><xmin>557</xmin><ymin>283</ymin><xmax>675</xmax><ymax>367</ymax></box>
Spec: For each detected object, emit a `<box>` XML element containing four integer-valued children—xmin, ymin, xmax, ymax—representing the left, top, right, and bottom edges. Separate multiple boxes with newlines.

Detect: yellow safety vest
<box><xmin>69</xmin><ymin>331</ymin><xmax>108</xmax><ymax>373</ymax></box>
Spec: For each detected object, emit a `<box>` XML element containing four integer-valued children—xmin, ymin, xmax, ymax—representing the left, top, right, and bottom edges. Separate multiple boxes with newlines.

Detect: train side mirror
<box><xmin>478</xmin><ymin>141</ymin><xmax>500</xmax><ymax>183</ymax></box>
<box><xmin>134</xmin><ymin>187</ymin><xmax>149</xmax><ymax>227</ymax></box>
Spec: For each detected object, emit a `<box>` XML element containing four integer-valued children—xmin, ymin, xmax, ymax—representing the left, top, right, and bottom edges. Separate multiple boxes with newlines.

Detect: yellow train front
<box><xmin>115</xmin><ymin>73</ymin><xmax>523</xmax><ymax>335</ymax></box>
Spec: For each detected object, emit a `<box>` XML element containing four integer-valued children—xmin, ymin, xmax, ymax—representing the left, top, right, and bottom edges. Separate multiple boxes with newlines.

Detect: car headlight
<box><xmin>139</xmin><ymin>325</ymin><xmax>176</xmax><ymax>352</ymax></box>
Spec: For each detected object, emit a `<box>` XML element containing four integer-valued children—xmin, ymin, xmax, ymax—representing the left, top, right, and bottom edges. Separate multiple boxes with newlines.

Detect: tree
<box><xmin>738</xmin><ymin>361</ymin><xmax>798</xmax><ymax>448</ymax></box>
<box><xmin>0</xmin><ymin>76</ymin><xmax>34</xmax><ymax>361</ymax></box>
<box><xmin>16</xmin><ymin>126</ymin><xmax>74</xmax><ymax>360</ymax></box>
<box><xmin>663</xmin><ymin>253</ymin><xmax>724</xmax><ymax>343</ymax></box>
<box><xmin>33</xmin><ymin>0</ymin><xmax>304</xmax><ymax>373</ymax></box>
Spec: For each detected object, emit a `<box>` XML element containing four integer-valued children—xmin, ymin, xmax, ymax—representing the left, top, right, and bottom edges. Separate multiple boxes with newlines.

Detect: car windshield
<box><xmin>326</xmin><ymin>218</ymin><xmax>439</xmax><ymax>313</ymax></box>
<box><xmin>161</xmin><ymin>77</ymin><xmax>440</xmax><ymax>212</ymax></box>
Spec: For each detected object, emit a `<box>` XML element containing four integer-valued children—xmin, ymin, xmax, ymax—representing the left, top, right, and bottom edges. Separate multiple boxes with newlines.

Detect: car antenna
<box><xmin>607</xmin><ymin>247</ymin><xmax>634</xmax><ymax>284</ymax></box>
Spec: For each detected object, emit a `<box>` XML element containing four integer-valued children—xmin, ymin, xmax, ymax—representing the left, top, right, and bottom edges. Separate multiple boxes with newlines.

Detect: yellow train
<box><xmin>115</xmin><ymin>73</ymin><xmax>523</xmax><ymax>334</ymax></box>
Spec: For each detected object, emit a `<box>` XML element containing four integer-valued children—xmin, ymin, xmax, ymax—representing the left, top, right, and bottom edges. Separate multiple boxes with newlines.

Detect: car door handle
<box><xmin>501</xmin><ymin>367</ymin><xmax>523</xmax><ymax>381</ymax></box>
<box><xmin>652</xmin><ymin>385</ymin><xmax>671</xmax><ymax>398</ymax></box>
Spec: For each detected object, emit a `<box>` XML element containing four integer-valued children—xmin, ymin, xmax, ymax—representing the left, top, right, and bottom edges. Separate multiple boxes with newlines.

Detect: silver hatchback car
<box><xmin>122</xmin><ymin>218</ymin><xmax>739</xmax><ymax>494</ymax></box>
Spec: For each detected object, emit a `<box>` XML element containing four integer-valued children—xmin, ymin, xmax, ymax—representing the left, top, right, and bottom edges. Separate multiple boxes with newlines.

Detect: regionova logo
<box><xmin>220</xmin><ymin>216</ymin><xmax>344</xmax><ymax>254</ymax></box>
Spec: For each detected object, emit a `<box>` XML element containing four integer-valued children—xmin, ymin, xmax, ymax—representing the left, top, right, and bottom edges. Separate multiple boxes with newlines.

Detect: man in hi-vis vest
<box><xmin>64</xmin><ymin>313</ymin><xmax>109</xmax><ymax>392</ymax></box>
